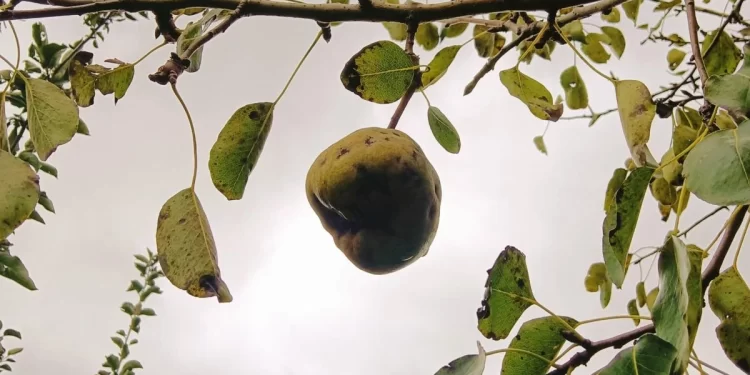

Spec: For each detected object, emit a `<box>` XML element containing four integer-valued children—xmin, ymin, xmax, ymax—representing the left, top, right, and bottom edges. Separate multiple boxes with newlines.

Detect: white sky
<box><xmin>2</xmin><ymin>3</ymin><xmax>749</xmax><ymax>375</ymax></box>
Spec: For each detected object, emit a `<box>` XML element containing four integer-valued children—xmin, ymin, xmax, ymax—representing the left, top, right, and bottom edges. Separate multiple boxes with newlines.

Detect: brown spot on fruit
<box><xmin>178</xmin><ymin>218</ymin><xmax>186</xmax><ymax>224</ymax></box>
<box><xmin>365</xmin><ymin>136</ymin><xmax>374</xmax><ymax>145</ymax></box>
<box><xmin>337</xmin><ymin>148</ymin><xmax>350</xmax><ymax>159</ymax></box>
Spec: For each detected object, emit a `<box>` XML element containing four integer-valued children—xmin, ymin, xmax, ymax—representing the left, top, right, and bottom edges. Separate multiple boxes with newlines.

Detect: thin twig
<box><xmin>548</xmin><ymin>206</ymin><xmax>748</xmax><ymax>375</ymax></box>
<box><xmin>463</xmin><ymin>0</ymin><xmax>628</xmax><ymax>96</ymax></box>
<box><xmin>684</xmin><ymin>0</ymin><xmax>708</xmax><ymax>85</ymax></box>
<box><xmin>677</xmin><ymin>206</ymin><xmax>729</xmax><ymax>238</ymax></box>
<box><xmin>388</xmin><ymin>21</ymin><xmax>420</xmax><ymax>129</ymax></box>
<box><xmin>154</xmin><ymin>10</ymin><xmax>181</xmax><ymax>42</ymax></box>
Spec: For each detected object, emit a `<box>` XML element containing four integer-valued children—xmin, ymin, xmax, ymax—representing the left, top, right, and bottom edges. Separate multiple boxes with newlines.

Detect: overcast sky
<box><xmin>2</xmin><ymin>3</ymin><xmax>748</xmax><ymax>375</ymax></box>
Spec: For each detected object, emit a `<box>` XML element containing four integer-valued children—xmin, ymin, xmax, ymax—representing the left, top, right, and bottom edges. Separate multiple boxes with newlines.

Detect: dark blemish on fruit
<box><xmin>320</xmin><ymin>158</ymin><xmax>327</xmax><ymax>166</ymax></box>
<box><xmin>365</xmin><ymin>136</ymin><xmax>374</xmax><ymax>145</ymax></box>
<box><xmin>249</xmin><ymin>111</ymin><xmax>260</xmax><ymax>121</ymax></box>
<box><xmin>412</xmin><ymin>150</ymin><xmax>418</xmax><ymax>160</ymax></box>
<box><xmin>337</xmin><ymin>148</ymin><xmax>350</xmax><ymax>159</ymax></box>
<box><xmin>178</xmin><ymin>218</ymin><xmax>186</xmax><ymax>224</ymax></box>
<box><xmin>385</xmin><ymin>137</ymin><xmax>390</xmax><ymax>141</ymax></box>
<box><xmin>395</xmin><ymin>155</ymin><xmax>401</xmax><ymax>163</ymax></box>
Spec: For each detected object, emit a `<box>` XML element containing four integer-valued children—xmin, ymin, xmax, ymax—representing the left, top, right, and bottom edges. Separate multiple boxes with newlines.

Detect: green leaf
<box><xmin>533</xmin><ymin>136</ymin><xmax>547</xmax><ymax>155</ymax></box>
<box><xmin>604</xmin><ymin>168</ymin><xmax>628</xmax><ymax>211</ymax></box>
<box><xmin>175</xmin><ymin>9</ymin><xmax>224</xmax><ymax>73</ymax></box>
<box><xmin>636</xmin><ymin>281</ymin><xmax>647</xmax><ymax>307</ymax></box>
<box><xmin>614</xmin><ymin>79</ymin><xmax>658</xmax><ymax>167</ymax></box>
<box><xmin>440</xmin><ymin>23</ymin><xmax>468</xmax><ymax>39</ymax></box>
<box><xmin>674</xmin><ymin>106</ymin><xmax>702</xmax><ymax>130</ymax></box>
<box><xmin>68</xmin><ymin>59</ymin><xmax>96</xmax><ymax>107</ymax></box>
<box><xmin>39</xmin><ymin>161</ymin><xmax>57</xmax><ymax>178</ymax></box>
<box><xmin>652</xmin><ymin>235</ymin><xmax>690</xmax><ymax>374</ymax></box>
<box><xmin>672</xmin><ymin>125</ymin><xmax>697</xmax><ymax>160</ymax></box>
<box><xmin>682</xmin><ymin>120</ymin><xmax>750</xmax><ymax>205</ymax></box>
<box><xmin>560</xmin><ymin>66</ymin><xmax>588</xmax><ymax>110</ymax></box>
<box><xmin>121</xmin><ymin>360</ymin><xmax>143</xmax><ymax>372</ymax></box>
<box><xmin>501</xmin><ymin>316</ymin><xmax>578</xmax><ymax>375</ymax></box>
<box><xmin>28</xmin><ymin>209</ymin><xmax>44</xmax><ymax>224</ymax></box>
<box><xmin>111</xmin><ymin>336</ymin><xmax>124</xmax><ymax>348</ymax></box>
<box><xmin>121</xmin><ymin>302</ymin><xmax>135</xmax><ymax>315</ymax></box>
<box><xmin>340</xmin><ymin>40</ymin><xmax>415</xmax><ymax>104</ymax></box>
<box><xmin>627</xmin><ymin>299</ymin><xmax>640</xmax><ymax>325</ymax></box>
<box><xmin>382</xmin><ymin>22</ymin><xmax>407</xmax><ymax>41</ymax></box>
<box><xmin>602</xmin><ymin>167</ymin><xmax>654</xmax><ymax>288</ymax></box>
<box><xmin>140</xmin><ymin>308</ymin><xmax>156</xmax><ymax>316</ymax></box>
<box><xmin>104</xmin><ymin>354</ymin><xmax>120</xmax><ymax>369</ymax></box>
<box><xmin>622</xmin><ymin>0</ymin><xmax>643</xmax><ymax>24</ymax></box>
<box><xmin>600</xmin><ymin>26</ymin><xmax>625</xmax><ymax>58</ymax></box>
<box><xmin>434</xmin><ymin>341</ymin><xmax>486</xmax><ymax>375</ymax></box>
<box><xmin>560</xmin><ymin>21</ymin><xmax>586</xmax><ymax>43</ymax></box>
<box><xmin>127</xmin><ymin>280</ymin><xmax>144</xmax><ymax>292</ymax></box>
<box><xmin>581</xmin><ymin>34</ymin><xmax>611</xmax><ymax>64</ymax></box>
<box><xmin>0</xmin><ymin>364</ymin><xmax>11</xmax><ymax>371</ymax></box>
<box><xmin>654</xmin><ymin>0</ymin><xmax>681</xmax><ymax>10</ymax></box>
<box><xmin>707</xmin><ymin>267</ymin><xmax>750</xmax><ymax>373</ymax></box>
<box><xmin>17</xmin><ymin>151</ymin><xmax>41</xmax><ymax>171</ymax></box>
<box><xmin>7</xmin><ymin>348</ymin><xmax>22</xmax><ymax>356</ymax></box>
<box><xmin>701</xmin><ymin>29</ymin><xmax>742</xmax><ymax>78</ymax></box>
<box><xmin>685</xmin><ymin>245</ymin><xmax>704</xmax><ymax>349</ymax></box>
<box><xmin>595</xmin><ymin>333</ymin><xmax>678</xmax><ymax>374</ymax></box>
<box><xmin>667</xmin><ymin>49</ymin><xmax>686</xmax><ymax>71</ymax></box>
<box><xmin>2</xmin><ymin>329</ymin><xmax>21</xmax><ymax>339</ymax></box>
<box><xmin>600</xmin><ymin>7</ymin><xmax>621</xmax><ymax>23</ymax></box>
<box><xmin>416</xmin><ymin>23</ymin><xmax>439</xmax><ymax>51</ymax></box>
<box><xmin>472</xmin><ymin>25</ymin><xmax>495</xmax><ymax>58</ymax></box>
<box><xmin>95</xmin><ymin>63</ymin><xmax>135</xmax><ymax>104</ymax></box>
<box><xmin>38</xmin><ymin>192</ymin><xmax>55</xmax><ymax>213</ymax></box>
<box><xmin>649</xmin><ymin>177</ymin><xmax>676</xmax><ymax>206</ymax></box>
<box><xmin>24</xmin><ymin>77</ymin><xmax>79</xmax><ymax>161</ymax></box>
<box><xmin>421</xmin><ymin>45</ymin><xmax>461</xmax><ymax>89</ymax></box>
<box><xmin>704</xmin><ymin>50</ymin><xmax>750</xmax><ymax>115</ymax></box>
<box><xmin>209</xmin><ymin>102</ymin><xmax>274</xmax><ymax>200</ymax></box>
<box><xmin>477</xmin><ymin>246</ymin><xmax>535</xmax><ymax>340</ymax></box>
<box><xmin>0</xmin><ymin>252</ymin><xmax>37</xmax><ymax>291</ymax></box>
<box><xmin>116</xmin><ymin>329</ymin><xmax>126</xmax><ymax>337</ymax></box>
<box><xmin>77</xmin><ymin>117</ymin><xmax>91</xmax><ymax>136</ymax></box>
<box><xmin>0</xmin><ymin>150</ymin><xmax>40</xmax><ymax>240</ymax></box>
<box><xmin>499</xmin><ymin>66</ymin><xmax>564</xmax><ymax>121</ymax></box>
<box><xmin>156</xmin><ymin>188</ymin><xmax>233</xmax><ymax>303</ymax></box>
<box><xmin>427</xmin><ymin>106</ymin><xmax>460</xmax><ymax>154</ymax></box>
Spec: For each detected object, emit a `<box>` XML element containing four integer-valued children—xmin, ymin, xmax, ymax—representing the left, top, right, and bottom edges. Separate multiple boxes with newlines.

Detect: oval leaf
<box><xmin>702</xmin><ymin>29</ymin><xmax>742</xmax><ymax>78</ymax></box>
<box><xmin>209</xmin><ymin>102</ymin><xmax>274</xmax><ymax>200</ymax></box>
<box><xmin>499</xmin><ymin>67</ymin><xmax>563</xmax><ymax>121</ymax></box>
<box><xmin>683</xmin><ymin>120</ymin><xmax>750</xmax><ymax>205</ymax></box>
<box><xmin>704</xmin><ymin>51</ymin><xmax>750</xmax><ymax>115</ymax></box>
<box><xmin>477</xmin><ymin>246</ymin><xmax>535</xmax><ymax>340</ymax></box>
<box><xmin>441</xmin><ymin>23</ymin><xmax>468</xmax><ymax>39</ymax></box>
<box><xmin>24</xmin><ymin>77</ymin><xmax>79</xmax><ymax>161</ymax></box>
<box><xmin>473</xmin><ymin>25</ymin><xmax>495</xmax><ymax>58</ymax></box>
<box><xmin>0</xmin><ymin>251</ymin><xmax>38</xmax><ymax>290</ymax></box>
<box><xmin>382</xmin><ymin>22</ymin><xmax>407</xmax><ymax>41</ymax></box>
<box><xmin>708</xmin><ymin>267</ymin><xmax>750</xmax><ymax>373</ymax></box>
<box><xmin>602</xmin><ymin>167</ymin><xmax>654</xmax><ymax>288</ymax></box>
<box><xmin>416</xmin><ymin>22</ymin><xmax>439</xmax><ymax>51</ymax></box>
<box><xmin>501</xmin><ymin>316</ymin><xmax>579</xmax><ymax>375</ymax></box>
<box><xmin>667</xmin><ymin>48</ymin><xmax>687</xmax><ymax>71</ymax></box>
<box><xmin>615</xmin><ymin>79</ymin><xmax>657</xmax><ymax>167</ymax></box>
<box><xmin>427</xmin><ymin>106</ymin><xmax>460</xmax><ymax>154</ymax></box>
<box><xmin>560</xmin><ymin>65</ymin><xmax>588</xmax><ymax>110</ymax></box>
<box><xmin>156</xmin><ymin>188</ymin><xmax>232</xmax><ymax>303</ymax></box>
<box><xmin>340</xmin><ymin>40</ymin><xmax>415</xmax><ymax>104</ymax></box>
<box><xmin>595</xmin><ymin>333</ymin><xmax>677</xmax><ymax>374</ymax></box>
<box><xmin>434</xmin><ymin>341</ymin><xmax>486</xmax><ymax>375</ymax></box>
<box><xmin>0</xmin><ymin>150</ymin><xmax>40</xmax><ymax>240</ymax></box>
<box><xmin>421</xmin><ymin>45</ymin><xmax>462</xmax><ymax>89</ymax></box>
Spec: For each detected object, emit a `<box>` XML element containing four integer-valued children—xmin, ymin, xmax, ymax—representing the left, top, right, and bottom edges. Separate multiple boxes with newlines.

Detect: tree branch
<box><xmin>0</xmin><ymin>0</ymin><xmax>601</xmax><ymax>23</ymax></box>
<box><xmin>388</xmin><ymin>21</ymin><xmax>419</xmax><ymax>130</ymax></box>
<box><xmin>548</xmin><ymin>205</ymin><xmax>748</xmax><ymax>375</ymax></box>
<box><xmin>463</xmin><ymin>0</ymin><xmax>628</xmax><ymax>96</ymax></box>
<box><xmin>684</xmin><ymin>0</ymin><xmax>708</xmax><ymax>86</ymax></box>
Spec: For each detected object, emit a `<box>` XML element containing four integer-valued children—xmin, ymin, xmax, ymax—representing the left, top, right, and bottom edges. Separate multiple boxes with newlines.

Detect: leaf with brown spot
<box><xmin>340</xmin><ymin>40</ymin><xmax>415</xmax><ymax>104</ymax></box>
<box><xmin>614</xmin><ymin>80</ymin><xmax>658</xmax><ymax>167</ymax></box>
<box><xmin>500</xmin><ymin>66</ymin><xmax>563</xmax><ymax>121</ymax></box>
<box><xmin>708</xmin><ymin>267</ymin><xmax>750</xmax><ymax>373</ymax></box>
<box><xmin>477</xmin><ymin>246</ymin><xmax>535</xmax><ymax>340</ymax></box>
<box><xmin>209</xmin><ymin>102</ymin><xmax>274</xmax><ymax>200</ymax></box>
<box><xmin>501</xmin><ymin>316</ymin><xmax>579</xmax><ymax>375</ymax></box>
<box><xmin>0</xmin><ymin>150</ymin><xmax>40</xmax><ymax>240</ymax></box>
<box><xmin>156</xmin><ymin>188</ymin><xmax>232</xmax><ymax>303</ymax></box>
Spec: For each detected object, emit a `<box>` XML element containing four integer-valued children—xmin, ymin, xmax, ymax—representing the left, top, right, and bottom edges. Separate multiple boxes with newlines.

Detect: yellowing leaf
<box><xmin>156</xmin><ymin>188</ymin><xmax>232</xmax><ymax>303</ymax></box>
<box><xmin>499</xmin><ymin>67</ymin><xmax>563</xmax><ymax>121</ymax></box>
<box><xmin>427</xmin><ymin>106</ymin><xmax>460</xmax><ymax>154</ymax></box>
<box><xmin>614</xmin><ymin>80</ymin><xmax>657</xmax><ymax>167</ymax></box>
<box><xmin>667</xmin><ymin>48</ymin><xmax>687</xmax><ymax>71</ymax></box>
<box><xmin>0</xmin><ymin>150</ymin><xmax>40</xmax><ymax>240</ymax></box>
<box><xmin>560</xmin><ymin>65</ymin><xmax>588</xmax><ymax>110</ymax></box>
<box><xmin>24</xmin><ymin>77</ymin><xmax>79</xmax><ymax>161</ymax></box>
<box><xmin>501</xmin><ymin>316</ymin><xmax>579</xmax><ymax>374</ymax></box>
<box><xmin>560</xmin><ymin>20</ymin><xmax>586</xmax><ymax>43</ymax></box>
<box><xmin>701</xmin><ymin>29</ymin><xmax>742</xmax><ymax>77</ymax></box>
<box><xmin>708</xmin><ymin>267</ymin><xmax>750</xmax><ymax>373</ymax></box>
<box><xmin>416</xmin><ymin>23</ymin><xmax>439</xmax><ymax>51</ymax></box>
<box><xmin>473</xmin><ymin>25</ymin><xmax>495</xmax><ymax>58</ymax></box>
<box><xmin>477</xmin><ymin>246</ymin><xmax>535</xmax><ymax>340</ymax></box>
<box><xmin>340</xmin><ymin>40</ymin><xmax>415</xmax><ymax>104</ymax></box>
<box><xmin>627</xmin><ymin>299</ymin><xmax>640</xmax><ymax>325</ymax></box>
<box><xmin>95</xmin><ymin>63</ymin><xmax>135</xmax><ymax>103</ymax></box>
<box><xmin>601</xmin><ymin>26</ymin><xmax>626</xmax><ymax>58</ymax></box>
<box><xmin>622</xmin><ymin>0</ymin><xmax>644</xmax><ymax>24</ymax></box>
<box><xmin>382</xmin><ymin>22</ymin><xmax>407</xmax><ymax>41</ymax></box>
<box><xmin>533</xmin><ymin>135</ymin><xmax>547</xmax><ymax>155</ymax></box>
<box><xmin>601</xmin><ymin>7</ymin><xmax>621</xmax><ymax>23</ymax></box>
<box><xmin>209</xmin><ymin>102</ymin><xmax>274</xmax><ymax>200</ymax></box>
<box><xmin>440</xmin><ymin>23</ymin><xmax>468</xmax><ymax>39</ymax></box>
<box><xmin>582</xmin><ymin>34</ymin><xmax>611</xmax><ymax>64</ymax></box>
<box><xmin>421</xmin><ymin>45</ymin><xmax>462</xmax><ymax>89</ymax></box>
<box><xmin>68</xmin><ymin>59</ymin><xmax>96</xmax><ymax>107</ymax></box>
